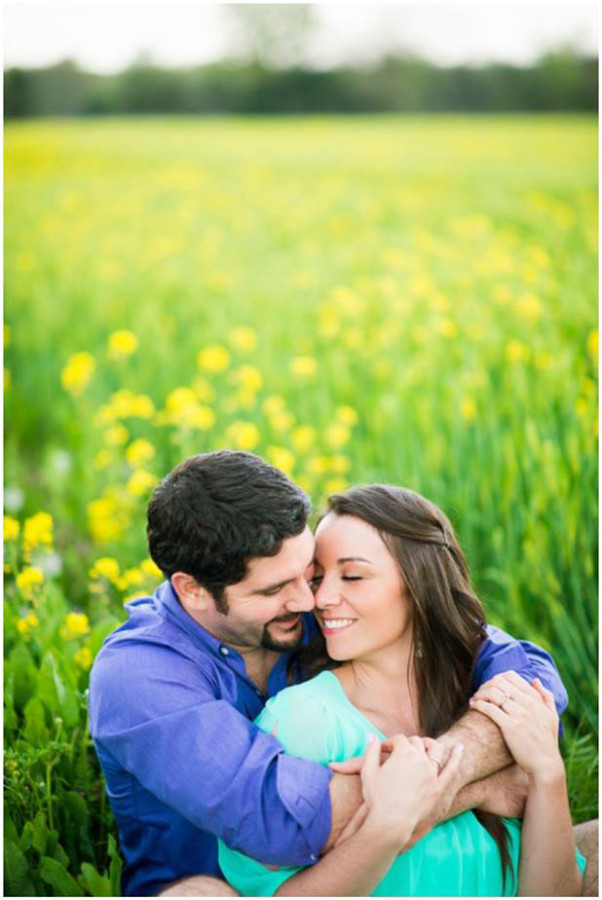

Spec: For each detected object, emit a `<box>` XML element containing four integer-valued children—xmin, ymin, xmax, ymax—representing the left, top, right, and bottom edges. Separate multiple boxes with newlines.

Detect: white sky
<box><xmin>3</xmin><ymin>1</ymin><xmax>598</xmax><ymax>73</ymax></box>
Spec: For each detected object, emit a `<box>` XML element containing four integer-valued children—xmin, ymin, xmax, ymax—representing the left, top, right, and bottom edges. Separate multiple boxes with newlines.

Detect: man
<box><xmin>89</xmin><ymin>450</ymin><xmax>570</xmax><ymax>897</ymax></box>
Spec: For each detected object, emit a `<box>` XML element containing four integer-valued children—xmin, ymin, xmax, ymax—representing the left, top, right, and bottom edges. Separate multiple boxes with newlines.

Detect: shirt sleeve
<box><xmin>219</xmin><ymin>683</ymin><xmax>336</xmax><ymax>897</ymax></box>
<box><xmin>88</xmin><ymin>641</ymin><xmax>332</xmax><ymax>866</ymax></box>
<box><xmin>473</xmin><ymin>625</ymin><xmax>568</xmax><ymax>716</ymax></box>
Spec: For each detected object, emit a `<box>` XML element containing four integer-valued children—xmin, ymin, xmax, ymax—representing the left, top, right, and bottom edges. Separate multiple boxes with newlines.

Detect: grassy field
<box><xmin>4</xmin><ymin>115</ymin><xmax>597</xmax><ymax>895</ymax></box>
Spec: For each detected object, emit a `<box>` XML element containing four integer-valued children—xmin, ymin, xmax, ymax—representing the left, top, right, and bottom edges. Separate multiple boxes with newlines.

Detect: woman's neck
<box><xmin>335</xmin><ymin>640</ymin><xmax>422</xmax><ymax>736</ymax></box>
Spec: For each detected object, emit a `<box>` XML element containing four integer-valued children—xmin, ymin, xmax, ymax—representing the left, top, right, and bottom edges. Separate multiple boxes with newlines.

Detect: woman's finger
<box><xmin>532</xmin><ymin>677</ymin><xmax>557</xmax><ymax>711</ymax></box>
<box><xmin>470</xmin><ymin>697</ymin><xmax>512</xmax><ymax>729</ymax></box>
<box><xmin>408</xmin><ymin>735</ymin><xmax>428</xmax><ymax>755</ymax></box>
<box><xmin>329</xmin><ymin>755</ymin><xmax>365</xmax><ymax>774</ymax></box>
<box><xmin>361</xmin><ymin>734</ymin><xmax>381</xmax><ymax>784</ymax></box>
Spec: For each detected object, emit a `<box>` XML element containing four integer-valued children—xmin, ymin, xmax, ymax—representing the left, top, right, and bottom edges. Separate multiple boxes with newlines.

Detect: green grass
<box><xmin>4</xmin><ymin>114</ymin><xmax>597</xmax><ymax>894</ymax></box>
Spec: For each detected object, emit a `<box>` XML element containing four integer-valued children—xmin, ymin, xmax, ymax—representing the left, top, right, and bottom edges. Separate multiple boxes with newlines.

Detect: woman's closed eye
<box><xmin>341</xmin><ymin>574</ymin><xmax>362</xmax><ymax>581</ymax></box>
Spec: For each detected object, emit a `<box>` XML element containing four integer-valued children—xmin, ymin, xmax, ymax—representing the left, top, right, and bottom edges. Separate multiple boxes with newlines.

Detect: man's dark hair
<box><xmin>147</xmin><ymin>450</ymin><xmax>311</xmax><ymax>612</ymax></box>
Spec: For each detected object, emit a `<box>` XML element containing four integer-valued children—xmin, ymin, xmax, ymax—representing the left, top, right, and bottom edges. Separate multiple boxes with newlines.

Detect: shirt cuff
<box><xmin>276</xmin><ymin>754</ymin><xmax>332</xmax><ymax>863</ymax></box>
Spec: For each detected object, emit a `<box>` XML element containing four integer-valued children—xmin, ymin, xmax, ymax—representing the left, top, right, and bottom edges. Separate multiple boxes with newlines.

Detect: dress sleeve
<box><xmin>219</xmin><ymin>683</ymin><xmax>336</xmax><ymax>896</ymax></box>
<box><xmin>89</xmin><ymin>642</ymin><xmax>331</xmax><ymax>866</ymax></box>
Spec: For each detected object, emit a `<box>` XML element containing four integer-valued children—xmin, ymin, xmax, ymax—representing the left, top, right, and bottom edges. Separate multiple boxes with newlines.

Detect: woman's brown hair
<box><xmin>292</xmin><ymin>483</ymin><xmax>513</xmax><ymax>885</ymax></box>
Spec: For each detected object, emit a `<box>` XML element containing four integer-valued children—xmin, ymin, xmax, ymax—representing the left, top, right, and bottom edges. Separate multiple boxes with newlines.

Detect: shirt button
<box><xmin>309</xmin><ymin>854</ymin><xmax>317</xmax><ymax>862</ymax></box>
<box><xmin>255</xmin><ymin>688</ymin><xmax>263</xmax><ymax>697</ymax></box>
<box><xmin>219</xmin><ymin>646</ymin><xmax>229</xmax><ymax>656</ymax></box>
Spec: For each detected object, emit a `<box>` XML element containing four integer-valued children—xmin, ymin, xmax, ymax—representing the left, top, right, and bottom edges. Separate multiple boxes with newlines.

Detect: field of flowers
<box><xmin>4</xmin><ymin>114</ymin><xmax>597</xmax><ymax>895</ymax></box>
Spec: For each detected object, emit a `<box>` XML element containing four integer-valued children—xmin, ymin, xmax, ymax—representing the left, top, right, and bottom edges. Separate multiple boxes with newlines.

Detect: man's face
<box><xmin>206</xmin><ymin>526</ymin><xmax>316</xmax><ymax>652</ymax></box>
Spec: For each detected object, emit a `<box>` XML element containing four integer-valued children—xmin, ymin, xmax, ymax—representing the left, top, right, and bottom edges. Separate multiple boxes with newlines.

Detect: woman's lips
<box><xmin>319</xmin><ymin>617</ymin><xmax>356</xmax><ymax>636</ymax></box>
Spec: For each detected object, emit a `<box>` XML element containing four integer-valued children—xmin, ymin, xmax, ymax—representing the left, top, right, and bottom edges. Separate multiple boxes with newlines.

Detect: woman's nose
<box><xmin>314</xmin><ymin>579</ymin><xmax>341</xmax><ymax>609</ymax></box>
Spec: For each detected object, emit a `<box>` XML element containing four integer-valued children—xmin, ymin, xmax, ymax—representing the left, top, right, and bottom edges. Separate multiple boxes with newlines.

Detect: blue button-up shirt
<box><xmin>89</xmin><ymin>581</ymin><xmax>568</xmax><ymax>896</ymax></box>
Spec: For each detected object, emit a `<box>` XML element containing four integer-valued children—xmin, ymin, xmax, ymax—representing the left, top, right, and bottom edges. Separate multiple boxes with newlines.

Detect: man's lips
<box><xmin>270</xmin><ymin>615</ymin><xmax>301</xmax><ymax>630</ymax></box>
<box><xmin>318</xmin><ymin>617</ymin><xmax>357</xmax><ymax>636</ymax></box>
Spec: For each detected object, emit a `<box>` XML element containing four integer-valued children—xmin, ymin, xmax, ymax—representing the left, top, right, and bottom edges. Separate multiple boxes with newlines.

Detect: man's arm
<box><xmin>89</xmin><ymin>643</ymin><xmax>332</xmax><ymax>867</ymax></box>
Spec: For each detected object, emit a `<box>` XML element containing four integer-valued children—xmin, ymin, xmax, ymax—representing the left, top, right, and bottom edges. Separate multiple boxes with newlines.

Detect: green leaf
<box><xmin>32</xmin><ymin>812</ymin><xmax>49</xmax><ymax>856</ymax></box>
<box><xmin>51</xmin><ymin>840</ymin><xmax>70</xmax><ymax>870</ymax></box>
<box><xmin>109</xmin><ymin>843</ymin><xmax>122</xmax><ymax>896</ymax></box>
<box><xmin>4</xmin><ymin>840</ymin><xmax>37</xmax><ymax>896</ymax></box>
<box><xmin>24</xmin><ymin>697</ymin><xmax>49</xmax><ymax>747</ymax></box>
<box><xmin>39</xmin><ymin>650</ymin><xmax>80</xmax><ymax>728</ymax></box>
<box><xmin>39</xmin><ymin>856</ymin><xmax>83</xmax><ymax>896</ymax></box>
<box><xmin>10</xmin><ymin>643</ymin><xmax>39</xmax><ymax>711</ymax></box>
<box><xmin>79</xmin><ymin>863</ymin><xmax>112</xmax><ymax>897</ymax></box>
<box><xmin>18</xmin><ymin>820</ymin><xmax>33</xmax><ymax>853</ymax></box>
<box><xmin>4</xmin><ymin>812</ymin><xmax>19</xmax><ymax>843</ymax></box>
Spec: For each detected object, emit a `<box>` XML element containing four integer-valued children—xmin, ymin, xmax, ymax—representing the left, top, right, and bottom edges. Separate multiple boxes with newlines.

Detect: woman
<box><xmin>219</xmin><ymin>484</ymin><xmax>585</xmax><ymax>896</ymax></box>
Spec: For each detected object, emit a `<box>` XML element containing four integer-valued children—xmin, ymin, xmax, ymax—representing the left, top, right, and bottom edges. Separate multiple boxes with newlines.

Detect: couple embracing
<box><xmin>89</xmin><ymin>450</ymin><xmax>593</xmax><ymax>896</ymax></box>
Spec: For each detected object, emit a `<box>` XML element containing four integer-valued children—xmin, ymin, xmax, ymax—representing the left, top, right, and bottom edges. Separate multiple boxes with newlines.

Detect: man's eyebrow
<box><xmin>250</xmin><ymin>577</ymin><xmax>294</xmax><ymax>595</ymax></box>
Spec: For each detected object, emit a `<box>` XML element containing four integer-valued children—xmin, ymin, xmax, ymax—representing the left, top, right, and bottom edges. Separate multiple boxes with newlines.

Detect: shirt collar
<box><xmin>154</xmin><ymin>579</ymin><xmax>231</xmax><ymax>659</ymax></box>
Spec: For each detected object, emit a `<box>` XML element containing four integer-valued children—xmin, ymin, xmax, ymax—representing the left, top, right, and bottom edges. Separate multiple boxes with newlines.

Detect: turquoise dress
<box><xmin>219</xmin><ymin>671</ymin><xmax>585</xmax><ymax>897</ymax></box>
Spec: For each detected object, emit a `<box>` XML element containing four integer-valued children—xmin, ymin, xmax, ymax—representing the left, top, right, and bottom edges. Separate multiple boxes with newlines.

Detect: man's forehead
<box><xmin>244</xmin><ymin>527</ymin><xmax>315</xmax><ymax>581</ymax></box>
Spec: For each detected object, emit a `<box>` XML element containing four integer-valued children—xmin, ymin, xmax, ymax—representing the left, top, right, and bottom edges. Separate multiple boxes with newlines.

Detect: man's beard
<box><xmin>260</xmin><ymin>614</ymin><xmax>304</xmax><ymax>652</ymax></box>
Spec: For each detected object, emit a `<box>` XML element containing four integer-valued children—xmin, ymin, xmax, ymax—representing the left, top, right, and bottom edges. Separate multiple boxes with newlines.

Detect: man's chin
<box><xmin>261</xmin><ymin>619</ymin><xmax>304</xmax><ymax>652</ymax></box>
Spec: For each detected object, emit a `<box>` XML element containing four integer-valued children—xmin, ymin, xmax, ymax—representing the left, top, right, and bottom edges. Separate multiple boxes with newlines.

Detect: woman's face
<box><xmin>312</xmin><ymin>512</ymin><xmax>412</xmax><ymax>662</ymax></box>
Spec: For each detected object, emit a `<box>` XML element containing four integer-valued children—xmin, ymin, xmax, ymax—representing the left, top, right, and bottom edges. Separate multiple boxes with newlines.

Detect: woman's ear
<box><xmin>171</xmin><ymin>572</ymin><xmax>213</xmax><ymax>613</ymax></box>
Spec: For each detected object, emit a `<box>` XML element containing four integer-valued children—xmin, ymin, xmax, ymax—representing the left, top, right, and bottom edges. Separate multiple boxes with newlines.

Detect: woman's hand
<box><xmin>469</xmin><ymin>672</ymin><xmax>564</xmax><ymax>783</ymax></box>
<box><xmin>359</xmin><ymin>734</ymin><xmax>464</xmax><ymax>850</ymax></box>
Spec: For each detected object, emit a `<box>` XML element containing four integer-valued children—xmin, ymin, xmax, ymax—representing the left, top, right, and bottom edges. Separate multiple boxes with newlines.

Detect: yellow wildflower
<box><xmin>290</xmin><ymin>356</ymin><xmax>317</xmax><ymax>378</ymax></box>
<box><xmin>4</xmin><ymin>324</ymin><xmax>10</xmax><ymax>347</ymax></box>
<box><xmin>73</xmin><ymin>646</ymin><xmax>93</xmax><ymax>670</ymax></box>
<box><xmin>4</xmin><ymin>369</ymin><xmax>10</xmax><ymax>392</ymax></box>
<box><xmin>324</xmin><ymin>477</ymin><xmax>349</xmax><ymax>494</ymax></box>
<box><xmin>61</xmin><ymin>611</ymin><xmax>90</xmax><ymax>639</ymax></box>
<box><xmin>262</xmin><ymin>395</ymin><xmax>286</xmax><ymax>416</ymax></box>
<box><xmin>197</xmin><ymin>344</ymin><xmax>230</xmax><ymax>373</ymax></box>
<box><xmin>291</xmin><ymin>425</ymin><xmax>316</xmax><ymax>454</ymax></box>
<box><xmin>505</xmin><ymin>341</ymin><xmax>531</xmax><ymax>364</ymax></box>
<box><xmin>16</xmin><ymin>612</ymin><xmax>40</xmax><ymax>636</ymax></box>
<box><xmin>104</xmin><ymin>424</ymin><xmax>129</xmax><ymax>446</ymax></box>
<box><xmin>126</xmin><ymin>439</ymin><xmax>155</xmax><ymax>467</ymax></box>
<box><xmin>87</xmin><ymin>494</ymin><xmax>127</xmax><ymax>544</ymax></box>
<box><xmin>335</xmin><ymin>406</ymin><xmax>359</xmax><ymax>427</ymax></box>
<box><xmin>16</xmin><ymin>566</ymin><xmax>44</xmax><ymax>595</ymax></box>
<box><xmin>575</xmin><ymin>398</ymin><xmax>588</xmax><ymax>418</ymax></box>
<box><xmin>329</xmin><ymin>455</ymin><xmax>351</xmax><ymax>474</ymax></box>
<box><xmin>89</xmin><ymin>557</ymin><xmax>121</xmax><ymax>584</ymax></box>
<box><xmin>61</xmin><ymin>352</ymin><xmax>95</xmax><ymax>397</ymax></box>
<box><xmin>140</xmin><ymin>558</ymin><xmax>162</xmax><ymax>580</ymax></box>
<box><xmin>307</xmin><ymin>456</ymin><xmax>330</xmax><ymax>475</ymax></box>
<box><xmin>517</xmin><ymin>293</ymin><xmax>542</xmax><ymax>323</ymax></box>
<box><xmin>587</xmin><ymin>329</ymin><xmax>598</xmax><ymax>368</ymax></box>
<box><xmin>461</xmin><ymin>397</ymin><xmax>477</xmax><ymax>422</ymax></box>
<box><xmin>193</xmin><ymin>377</ymin><xmax>216</xmax><ymax>403</ymax></box>
<box><xmin>107</xmin><ymin>329</ymin><xmax>139</xmax><ymax>360</ymax></box>
<box><xmin>534</xmin><ymin>351</ymin><xmax>553</xmax><ymax>371</ymax></box>
<box><xmin>229</xmin><ymin>327</ymin><xmax>258</xmax><ymax>353</ymax></box>
<box><xmin>94</xmin><ymin>449</ymin><xmax>112</xmax><ymax>470</ymax></box>
<box><xmin>225</xmin><ymin>421</ymin><xmax>261</xmax><ymax>451</ymax></box>
<box><xmin>269</xmin><ymin>409</ymin><xmax>295</xmax><ymax>433</ymax></box>
<box><xmin>94</xmin><ymin>390</ymin><xmax>155</xmax><ymax>425</ymax></box>
<box><xmin>118</xmin><ymin>567</ymin><xmax>145</xmax><ymax>590</ymax></box>
<box><xmin>4</xmin><ymin>516</ymin><xmax>20</xmax><ymax>542</ymax></box>
<box><xmin>325</xmin><ymin>423</ymin><xmax>351</xmax><ymax>450</ymax></box>
<box><xmin>127</xmin><ymin>469</ymin><xmax>157</xmax><ymax>497</ymax></box>
<box><xmin>437</xmin><ymin>319</ymin><xmax>458</xmax><ymax>339</ymax></box>
<box><xmin>230</xmin><ymin>365</ymin><xmax>263</xmax><ymax>393</ymax></box>
<box><xmin>23</xmin><ymin>512</ymin><xmax>53</xmax><ymax>557</ymax></box>
<box><xmin>266</xmin><ymin>446</ymin><xmax>295</xmax><ymax>476</ymax></box>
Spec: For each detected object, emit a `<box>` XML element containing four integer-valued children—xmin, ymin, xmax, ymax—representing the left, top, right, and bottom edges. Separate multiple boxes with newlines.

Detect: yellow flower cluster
<box><xmin>125</xmin><ymin>438</ymin><xmax>155</xmax><ymax>467</ymax></box>
<box><xmin>87</xmin><ymin>490</ymin><xmax>130</xmax><ymax>544</ymax></box>
<box><xmin>73</xmin><ymin>646</ymin><xmax>93</xmax><ymax>669</ymax></box>
<box><xmin>23</xmin><ymin>511</ymin><xmax>54</xmax><ymax>561</ymax></box>
<box><xmin>228</xmin><ymin>327</ymin><xmax>258</xmax><ymax>353</ymax></box>
<box><xmin>16</xmin><ymin>612</ymin><xmax>40</xmax><ymax>636</ymax></box>
<box><xmin>89</xmin><ymin>556</ymin><xmax>121</xmax><ymax>584</ymax></box>
<box><xmin>197</xmin><ymin>344</ymin><xmax>230</xmax><ymax>373</ymax></box>
<box><xmin>159</xmin><ymin>387</ymin><xmax>216</xmax><ymax>430</ymax></box>
<box><xmin>61</xmin><ymin>611</ymin><xmax>90</xmax><ymax>639</ymax></box>
<box><xmin>61</xmin><ymin>352</ymin><xmax>95</xmax><ymax>396</ymax></box>
<box><xmin>94</xmin><ymin>389</ymin><xmax>155</xmax><ymax>426</ymax></box>
<box><xmin>4</xmin><ymin>515</ymin><xmax>20</xmax><ymax>542</ymax></box>
<box><xmin>225</xmin><ymin>421</ymin><xmax>260</xmax><ymax>451</ymax></box>
<box><xmin>107</xmin><ymin>329</ymin><xmax>139</xmax><ymax>360</ymax></box>
<box><xmin>290</xmin><ymin>356</ymin><xmax>317</xmax><ymax>378</ymax></box>
<box><xmin>16</xmin><ymin>566</ymin><xmax>44</xmax><ymax>596</ymax></box>
<box><xmin>126</xmin><ymin>469</ymin><xmax>157</xmax><ymax>497</ymax></box>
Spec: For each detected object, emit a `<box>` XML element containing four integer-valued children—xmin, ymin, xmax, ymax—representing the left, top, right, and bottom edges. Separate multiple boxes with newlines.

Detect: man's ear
<box><xmin>171</xmin><ymin>572</ymin><xmax>213</xmax><ymax>613</ymax></box>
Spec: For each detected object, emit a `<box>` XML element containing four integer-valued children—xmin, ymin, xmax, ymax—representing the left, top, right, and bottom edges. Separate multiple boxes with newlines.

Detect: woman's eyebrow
<box><xmin>337</xmin><ymin>556</ymin><xmax>373</xmax><ymax>564</ymax></box>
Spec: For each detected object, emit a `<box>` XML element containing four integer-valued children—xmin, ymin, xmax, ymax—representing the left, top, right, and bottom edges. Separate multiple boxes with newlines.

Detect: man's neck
<box><xmin>238</xmin><ymin>646</ymin><xmax>282</xmax><ymax>695</ymax></box>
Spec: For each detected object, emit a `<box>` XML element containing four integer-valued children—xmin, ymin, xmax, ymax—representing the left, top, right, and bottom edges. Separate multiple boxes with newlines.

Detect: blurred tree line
<box><xmin>4</xmin><ymin>51</ymin><xmax>597</xmax><ymax>118</ymax></box>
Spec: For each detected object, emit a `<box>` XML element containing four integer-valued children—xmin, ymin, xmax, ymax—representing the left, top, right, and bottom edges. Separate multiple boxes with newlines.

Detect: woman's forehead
<box><xmin>314</xmin><ymin>513</ymin><xmax>385</xmax><ymax>554</ymax></box>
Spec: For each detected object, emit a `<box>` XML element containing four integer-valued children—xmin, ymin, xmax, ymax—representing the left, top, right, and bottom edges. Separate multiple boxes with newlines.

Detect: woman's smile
<box><xmin>317</xmin><ymin>615</ymin><xmax>357</xmax><ymax>636</ymax></box>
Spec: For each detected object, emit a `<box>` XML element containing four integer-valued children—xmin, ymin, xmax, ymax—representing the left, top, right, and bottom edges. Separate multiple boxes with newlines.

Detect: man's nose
<box><xmin>285</xmin><ymin>579</ymin><xmax>315</xmax><ymax>613</ymax></box>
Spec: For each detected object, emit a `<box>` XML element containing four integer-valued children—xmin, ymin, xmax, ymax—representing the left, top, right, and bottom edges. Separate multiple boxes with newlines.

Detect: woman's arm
<box><xmin>471</xmin><ymin>673</ymin><xmax>582</xmax><ymax>897</ymax></box>
<box><xmin>276</xmin><ymin>735</ymin><xmax>464</xmax><ymax>897</ymax></box>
